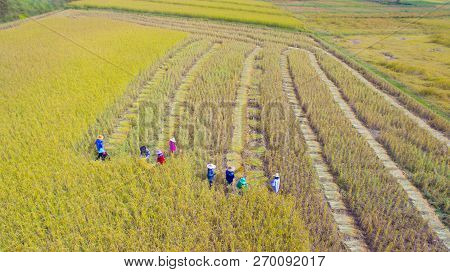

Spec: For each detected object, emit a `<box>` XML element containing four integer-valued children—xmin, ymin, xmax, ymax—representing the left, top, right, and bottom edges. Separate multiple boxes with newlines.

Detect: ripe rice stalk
<box><xmin>66</xmin><ymin>9</ymin><xmax>316</xmax><ymax>48</ymax></box>
<box><xmin>310</xmin><ymin>37</ymin><xmax>450</xmax><ymax>134</ymax></box>
<box><xmin>258</xmin><ymin>44</ymin><xmax>345</xmax><ymax>251</ymax></box>
<box><xmin>281</xmin><ymin>48</ymin><xmax>369</xmax><ymax>252</ymax></box>
<box><xmin>314</xmin><ymin>50</ymin><xmax>449</xmax><ymax>227</ymax></box>
<box><xmin>69</xmin><ymin>0</ymin><xmax>303</xmax><ymax>29</ymax></box>
<box><xmin>288</xmin><ymin>49</ymin><xmax>446</xmax><ymax>251</ymax></box>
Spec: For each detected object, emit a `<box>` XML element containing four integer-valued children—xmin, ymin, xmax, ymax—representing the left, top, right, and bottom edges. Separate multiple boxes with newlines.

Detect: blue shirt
<box><xmin>95</xmin><ymin>139</ymin><xmax>103</xmax><ymax>153</ymax></box>
<box><xmin>225</xmin><ymin>170</ymin><xmax>235</xmax><ymax>183</ymax></box>
<box><xmin>207</xmin><ymin>168</ymin><xmax>215</xmax><ymax>181</ymax></box>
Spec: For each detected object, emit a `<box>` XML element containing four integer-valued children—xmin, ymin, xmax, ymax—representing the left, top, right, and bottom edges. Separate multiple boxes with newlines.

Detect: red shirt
<box><xmin>157</xmin><ymin>155</ymin><xmax>166</xmax><ymax>164</ymax></box>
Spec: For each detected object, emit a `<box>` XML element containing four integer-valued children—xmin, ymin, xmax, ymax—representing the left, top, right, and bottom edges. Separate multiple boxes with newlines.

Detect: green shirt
<box><xmin>236</xmin><ymin>178</ymin><xmax>248</xmax><ymax>190</ymax></box>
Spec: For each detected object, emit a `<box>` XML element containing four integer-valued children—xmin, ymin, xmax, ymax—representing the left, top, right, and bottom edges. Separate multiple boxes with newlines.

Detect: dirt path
<box><xmin>306</xmin><ymin>50</ymin><xmax>450</xmax><ymax>250</ymax></box>
<box><xmin>281</xmin><ymin>49</ymin><xmax>369</xmax><ymax>252</ymax></box>
<box><xmin>225</xmin><ymin>46</ymin><xmax>261</xmax><ymax>178</ymax></box>
<box><xmin>157</xmin><ymin>42</ymin><xmax>220</xmax><ymax>150</ymax></box>
<box><xmin>319</xmin><ymin>49</ymin><xmax>449</xmax><ymax>148</ymax></box>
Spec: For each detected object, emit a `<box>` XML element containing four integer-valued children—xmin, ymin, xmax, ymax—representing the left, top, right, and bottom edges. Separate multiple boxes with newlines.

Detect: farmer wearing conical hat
<box><xmin>156</xmin><ymin>150</ymin><xmax>166</xmax><ymax>165</ymax></box>
<box><xmin>169</xmin><ymin>137</ymin><xmax>177</xmax><ymax>155</ymax></box>
<box><xmin>225</xmin><ymin>166</ymin><xmax>235</xmax><ymax>185</ymax></box>
<box><xmin>207</xmin><ymin>163</ymin><xmax>216</xmax><ymax>188</ymax></box>
<box><xmin>270</xmin><ymin>173</ymin><xmax>280</xmax><ymax>193</ymax></box>
<box><xmin>95</xmin><ymin>135</ymin><xmax>108</xmax><ymax>161</ymax></box>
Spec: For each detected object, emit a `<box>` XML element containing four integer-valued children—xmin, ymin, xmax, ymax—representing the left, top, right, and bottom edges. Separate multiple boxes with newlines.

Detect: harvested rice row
<box><xmin>225</xmin><ymin>46</ymin><xmax>261</xmax><ymax>179</ymax></box>
<box><xmin>67</xmin><ymin>10</ymin><xmax>315</xmax><ymax>48</ymax></box>
<box><xmin>154</xmin><ymin>42</ymin><xmax>221</xmax><ymax>151</ymax></box>
<box><xmin>314</xmin><ymin>50</ymin><xmax>450</xmax><ymax>227</ymax></box>
<box><xmin>288</xmin><ymin>49</ymin><xmax>445</xmax><ymax>251</ymax></box>
<box><xmin>258</xmin><ymin>45</ymin><xmax>345</xmax><ymax>251</ymax></box>
<box><xmin>306</xmin><ymin>50</ymin><xmax>450</xmax><ymax>250</ymax></box>
<box><xmin>280</xmin><ymin>49</ymin><xmax>369</xmax><ymax>252</ymax></box>
<box><xmin>174</xmin><ymin>41</ymin><xmax>254</xmax><ymax>177</ymax></box>
<box><xmin>243</xmin><ymin>48</ymin><xmax>268</xmax><ymax>183</ymax></box>
<box><xmin>310</xmin><ymin>38</ymin><xmax>450</xmax><ymax>134</ymax></box>
<box><xmin>103</xmin><ymin>38</ymin><xmax>199</xmax><ymax>153</ymax></box>
<box><xmin>317</xmin><ymin>49</ymin><xmax>449</xmax><ymax>147</ymax></box>
<box><xmin>74</xmin><ymin>8</ymin><xmax>450</xmax><ymax>147</ymax></box>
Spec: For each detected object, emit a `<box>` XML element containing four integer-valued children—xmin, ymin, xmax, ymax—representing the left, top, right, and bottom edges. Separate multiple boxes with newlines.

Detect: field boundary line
<box><xmin>104</xmin><ymin>39</ymin><xmax>196</xmax><ymax>152</ymax></box>
<box><xmin>225</xmin><ymin>46</ymin><xmax>261</xmax><ymax>176</ymax></box>
<box><xmin>281</xmin><ymin>49</ymin><xmax>369</xmax><ymax>252</ymax></box>
<box><xmin>305</xmin><ymin>49</ymin><xmax>450</xmax><ymax>250</ymax></box>
<box><xmin>158</xmin><ymin>42</ymin><xmax>221</xmax><ymax>150</ymax></box>
<box><xmin>318</xmin><ymin>49</ymin><xmax>449</xmax><ymax>147</ymax></box>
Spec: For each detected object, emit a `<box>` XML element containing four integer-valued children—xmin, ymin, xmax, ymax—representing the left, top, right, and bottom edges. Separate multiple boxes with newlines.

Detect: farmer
<box><xmin>270</xmin><ymin>173</ymin><xmax>280</xmax><ymax>193</ymax></box>
<box><xmin>169</xmin><ymin>137</ymin><xmax>177</xmax><ymax>155</ymax></box>
<box><xmin>225</xmin><ymin>166</ymin><xmax>235</xmax><ymax>185</ymax></box>
<box><xmin>140</xmin><ymin>146</ymin><xmax>151</xmax><ymax>160</ymax></box>
<box><xmin>95</xmin><ymin>135</ymin><xmax>108</xmax><ymax>161</ymax></box>
<box><xmin>156</xmin><ymin>150</ymin><xmax>166</xmax><ymax>165</ymax></box>
<box><xmin>207</xmin><ymin>163</ymin><xmax>216</xmax><ymax>188</ymax></box>
<box><xmin>236</xmin><ymin>177</ymin><xmax>248</xmax><ymax>192</ymax></box>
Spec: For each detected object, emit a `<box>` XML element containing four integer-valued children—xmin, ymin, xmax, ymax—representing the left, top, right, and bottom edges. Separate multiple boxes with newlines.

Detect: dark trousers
<box><xmin>96</xmin><ymin>153</ymin><xmax>107</xmax><ymax>161</ymax></box>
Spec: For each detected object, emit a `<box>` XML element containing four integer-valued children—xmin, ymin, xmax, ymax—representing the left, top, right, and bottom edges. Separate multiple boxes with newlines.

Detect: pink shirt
<box><xmin>169</xmin><ymin>141</ymin><xmax>177</xmax><ymax>152</ymax></box>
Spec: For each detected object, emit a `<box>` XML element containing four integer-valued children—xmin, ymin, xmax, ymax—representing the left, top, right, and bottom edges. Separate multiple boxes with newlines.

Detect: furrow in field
<box><xmin>280</xmin><ymin>50</ymin><xmax>369</xmax><ymax>252</ymax></box>
<box><xmin>225</xmin><ymin>46</ymin><xmax>261</xmax><ymax>176</ymax></box>
<box><xmin>158</xmin><ymin>42</ymin><xmax>221</xmax><ymax>150</ymax></box>
<box><xmin>305</xmin><ymin>50</ymin><xmax>450</xmax><ymax>250</ymax></box>
<box><xmin>319</xmin><ymin>49</ymin><xmax>449</xmax><ymax>147</ymax></box>
<box><xmin>103</xmin><ymin>39</ymin><xmax>195</xmax><ymax>152</ymax></box>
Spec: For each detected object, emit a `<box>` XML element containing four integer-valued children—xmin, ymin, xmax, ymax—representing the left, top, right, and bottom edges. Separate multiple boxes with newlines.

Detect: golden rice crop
<box><xmin>280</xmin><ymin>0</ymin><xmax>450</xmax><ymax>121</ymax></box>
<box><xmin>70</xmin><ymin>0</ymin><xmax>303</xmax><ymax>29</ymax></box>
<box><xmin>288</xmin><ymin>49</ymin><xmax>445</xmax><ymax>251</ymax></box>
<box><xmin>0</xmin><ymin>14</ymin><xmax>187</xmax><ymax>250</ymax></box>
<box><xmin>121</xmin><ymin>38</ymin><xmax>214</xmax><ymax>155</ymax></box>
<box><xmin>0</xmin><ymin>13</ymin><xmax>311</xmax><ymax>251</ymax></box>
<box><xmin>313</xmin><ymin>37</ymin><xmax>450</xmax><ymax>134</ymax></box>
<box><xmin>2</xmin><ymin>6</ymin><xmax>448</xmax><ymax>252</ymax></box>
<box><xmin>139</xmin><ymin>0</ymin><xmax>287</xmax><ymax>15</ymax></box>
<box><xmin>315</xmin><ymin>51</ymin><xmax>450</xmax><ymax>226</ymax></box>
<box><xmin>120</xmin><ymin>39</ymin><xmax>313</xmax><ymax>251</ymax></box>
<box><xmin>257</xmin><ymin>44</ymin><xmax>344</xmax><ymax>251</ymax></box>
<box><xmin>173</xmin><ymin>40</ymin><xmax>253</xmax><ymax>172</ymax></box>
<box><xmin>121</xmin><ymin>38</ymin><xmax>344</xmax><ymax>251</ymax></box>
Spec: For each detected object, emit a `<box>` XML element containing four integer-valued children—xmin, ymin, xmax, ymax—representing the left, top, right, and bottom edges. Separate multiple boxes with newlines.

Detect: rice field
<box><xmin>0</xmin><ymin>11</ymin><xmax>311</xmax><ymax>252</ymax></box>
<box><xmin>0</xmin><ymin>3</ymin><xmax>449</xmax><ymax>252</ymax></box>
<box><xmin>273</xmin><ymin>0</ymin><xmax>450</xmax><ymax>119</ymax></box>
<box><xmin>69</xmin><ymin>0</ymin><xmax>302</xmax><ymax>29</ymax></box>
